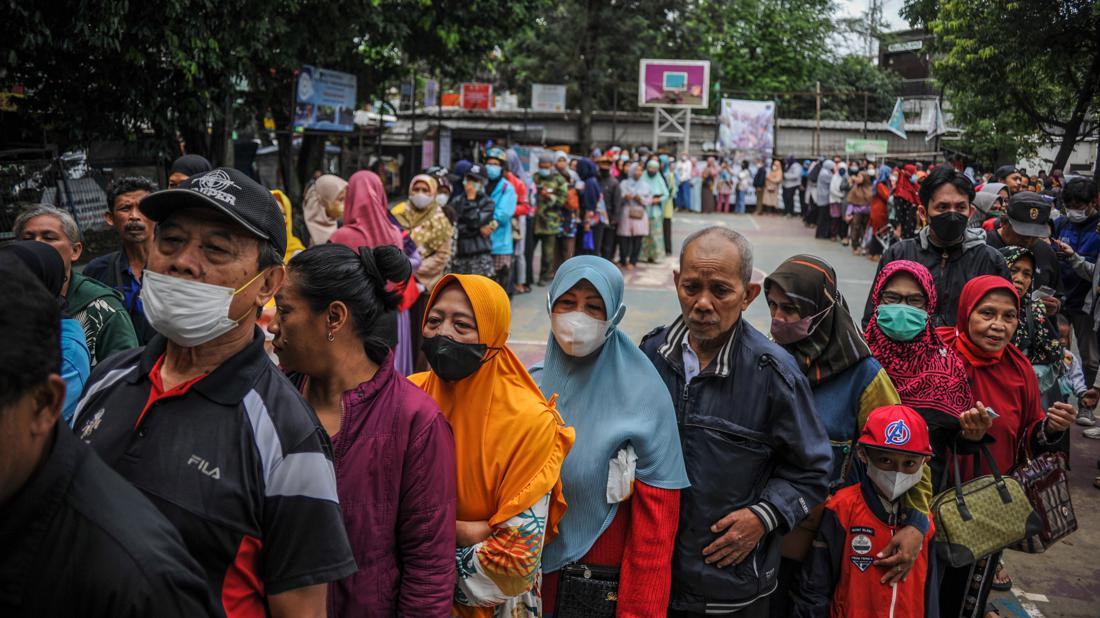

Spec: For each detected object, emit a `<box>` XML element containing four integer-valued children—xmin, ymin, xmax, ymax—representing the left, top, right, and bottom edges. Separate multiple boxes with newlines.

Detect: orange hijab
<box><xmin>409</xmin><ymin>274</ymin><xmax>574</xmax><ymax>536</ymax></box>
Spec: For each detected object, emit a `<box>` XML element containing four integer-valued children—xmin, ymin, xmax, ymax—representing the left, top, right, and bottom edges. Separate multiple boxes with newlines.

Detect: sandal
<box><xmin>990</xmin><ymin>564</ymin><xmax>1012</xmax><ymax>591</ymax></box>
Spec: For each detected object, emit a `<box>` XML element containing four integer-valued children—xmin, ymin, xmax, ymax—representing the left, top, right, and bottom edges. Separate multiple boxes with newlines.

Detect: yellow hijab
<box><xmin>410</xmin><ymin>274</ymin><xmax>574</xmax><ymax>535</ymax></box>
<box><xmin>271</xmin><ymin>189</ymin><xmax>306</xmax><ymax>261</ymax></box>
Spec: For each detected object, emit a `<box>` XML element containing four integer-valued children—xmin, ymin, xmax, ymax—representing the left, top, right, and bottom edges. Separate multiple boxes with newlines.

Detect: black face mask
<box><xmin>421</xmin><ymin>335</ymin><xmax>488</xmax><ymax>382</ymax></box>
<box><xmin>929</xmin><ymin>211</ymin><xmax>968</xmax><ymax>246</ymax></box>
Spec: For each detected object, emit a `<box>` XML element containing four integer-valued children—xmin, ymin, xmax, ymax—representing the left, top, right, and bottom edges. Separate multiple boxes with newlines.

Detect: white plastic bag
<box><xmin>606</xmin><ymin>445</ymin><xmax>638</xmax><ymax>504</ymax></box>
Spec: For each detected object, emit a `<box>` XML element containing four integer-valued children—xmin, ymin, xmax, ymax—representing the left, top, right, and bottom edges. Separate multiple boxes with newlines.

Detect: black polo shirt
<box><xmin>73</xmin><ymin>328</ymin><xmax>356</xmax><ymax>618</ymax></box>
<box><xmin>0</xmin><ymin>424</ymin><xmax>216</xmax><ymax>617</ymax></box>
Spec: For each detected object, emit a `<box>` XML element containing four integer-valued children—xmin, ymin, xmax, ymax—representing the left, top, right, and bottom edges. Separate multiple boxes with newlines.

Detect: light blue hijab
<box><xmin>534</xmin><ymin>256</ymin><xmax>689</xmax><ymax>572</ymax></box>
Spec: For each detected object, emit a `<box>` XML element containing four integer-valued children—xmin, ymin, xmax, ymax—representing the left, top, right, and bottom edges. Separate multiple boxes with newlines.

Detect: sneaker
<box><xmin>1077</xmin><ymin>408</ymin><xmax>1096</xmax><ymax>426</ymax></box>
<box><xmin>1083</xmin><ymin>427</ymin><xmax>1100</xmax><ymax>440</ymax></box>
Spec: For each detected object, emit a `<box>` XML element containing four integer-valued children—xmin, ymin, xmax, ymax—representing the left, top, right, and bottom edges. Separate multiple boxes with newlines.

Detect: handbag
<box><xmin>931</xmin><ymin>443</ymin><xmax>1041</xmax><ymax>567</ymax></box>
<box><xmin>628</xmin><ymin>205</ymin><xmax>645</xmax><ymax>219</ymax></box>
<box><xmin>554</xmin><ymin>562</ymin><xmax>619</xmax><ymax>618</ymax></box>
<box><xmin>1009</xmin><ymin>452</ymin><xmax>1076</xmax><ymax>553</ymax></box>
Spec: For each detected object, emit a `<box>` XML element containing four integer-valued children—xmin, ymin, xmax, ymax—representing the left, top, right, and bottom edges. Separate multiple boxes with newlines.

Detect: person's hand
<box><xmin>456</xmin><ymin>520</ymin><xmax>492</xmax><ymax>547</ymax></box>
<box><xmin>960</xmin><ymin>402</ymin><xmax>994</xmax><ymax>441</ymax></box>
<box><xmin>480</xmin><ymin>224</ymin><xmax>493</xmax><ymax>237</ymax></box>
<box><xmin>1082</xmin><ymin>388</ymin><xmax>1099</xmax><ymax>409</ymax></box>
<box><xmin>874</xmin><ymin>525</ymin><xmax>923</xmax><ymax>584</ymax></box>
<box><xmin>1046</xmin><ymin>401</ymin><xmax>1077</xmax><ymax>434</ymax></box>
<box><xmin>1039</xmin><ymin>295</ymin><xmax>1061</xmax><ymax>316</ymax></box>
<box><xmin>703</xmin><ymin>508</ymin><xmax>766</xmax><ymax>568</ymax></box>
<box><xmin>1052</xmin><ymin>239</ymin><xmax>1075</xmax><ymax>258</ymax></box>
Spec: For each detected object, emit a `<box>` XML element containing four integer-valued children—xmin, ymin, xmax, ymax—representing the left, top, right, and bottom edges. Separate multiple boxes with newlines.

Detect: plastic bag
<box><xmin>606</xmin><ymin>445</ymin><xmax>638</xmax><ymax>504</ymax></box>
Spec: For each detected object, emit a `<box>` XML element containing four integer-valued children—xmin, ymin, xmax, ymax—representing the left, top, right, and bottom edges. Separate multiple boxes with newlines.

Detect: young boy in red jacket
<box><xmin>792</xmin><ymin>405</ymin><xmax>937</xmax><ymax>618</ymax></box>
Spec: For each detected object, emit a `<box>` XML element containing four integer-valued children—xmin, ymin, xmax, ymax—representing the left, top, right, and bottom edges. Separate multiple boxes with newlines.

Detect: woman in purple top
<box><xmin>268</xmin><ymin>243</ymin><xmax>457</xmax><ymax>617</ymax></box>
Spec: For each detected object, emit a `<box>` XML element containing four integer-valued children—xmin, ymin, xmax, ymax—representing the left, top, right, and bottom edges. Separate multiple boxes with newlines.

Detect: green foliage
<box><xmin>916</xmin><ymin>0</ymin><xmax>1100</xmax><ymax>168</ymax></box>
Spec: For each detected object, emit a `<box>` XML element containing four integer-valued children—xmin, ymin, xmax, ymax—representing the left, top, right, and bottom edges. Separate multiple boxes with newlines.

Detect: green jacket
<box><xmin>67</xmin><ymin>271</ymin><xmax>139</xmax><ymax>366</ymax></box>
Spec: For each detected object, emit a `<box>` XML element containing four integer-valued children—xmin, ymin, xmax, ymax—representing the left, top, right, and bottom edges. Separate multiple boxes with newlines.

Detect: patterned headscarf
<box><xmin>865</xmin><ymin>260</ymin><xmax>972</xmax><ymax>417</ymax></box>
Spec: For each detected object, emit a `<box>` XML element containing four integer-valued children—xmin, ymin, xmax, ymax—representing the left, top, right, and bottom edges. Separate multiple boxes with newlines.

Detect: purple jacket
<box><xmin>324</xmin><ymin>354</ymin><xmax>457</xmax><ymax>617</ymax></box>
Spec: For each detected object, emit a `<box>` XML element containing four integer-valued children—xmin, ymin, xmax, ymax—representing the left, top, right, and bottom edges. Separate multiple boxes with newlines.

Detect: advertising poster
<box><xmin>531</xmin><ymin>84</ymin><xmax>567</xmax><ymax>112</ymax></box>
<box><xmin>293</xmin><ymin>65</ymin><xmax>357</xmax><ymax>132</ymax></box>
<box><xmin>717</xmin><ymin>98</ymin><xmax>775</xmax><ymax>158</ymax></box>
<box><xmin>461</xmin><ymin>83</ymin><xmax>493</xmax><ymax>110</ymax></box>
<box><xmin>638</xmin><ymin>59</ymin><xmax>710</xmax><ymax>109</ymax></box>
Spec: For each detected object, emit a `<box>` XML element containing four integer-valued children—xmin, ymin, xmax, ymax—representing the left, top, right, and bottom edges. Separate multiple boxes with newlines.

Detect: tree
<box><xmin>912</xmin><ymin>0</ymin><xmax>1100</xmax><ymax>170</ymax></box>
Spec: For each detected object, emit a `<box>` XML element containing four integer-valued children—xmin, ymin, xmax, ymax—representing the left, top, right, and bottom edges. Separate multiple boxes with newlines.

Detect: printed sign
<box><xmin>531</xmin><ymin>84</ymin><xmax>567</xmax><ymax>112</ymax></box>
<box><xmin>461</xmin><ymin>83</ymin><xmax>493</xmax><ymax>111</ymax></box>
<box><xmin>844</xmin><ymin>139</ymin><xmax>889</xmax><ymax>154</ymax></box>
<box><xmin>293</xmin><ymin>65</ymin><xmax>357</xmax><ymax>132</ymax></box>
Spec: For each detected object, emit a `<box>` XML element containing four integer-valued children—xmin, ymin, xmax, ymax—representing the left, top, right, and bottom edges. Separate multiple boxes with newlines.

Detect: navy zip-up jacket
<box><xmin>641</xmin><ymin>318</ymin><xmax>832</xmax><ymax>609</ymax></box>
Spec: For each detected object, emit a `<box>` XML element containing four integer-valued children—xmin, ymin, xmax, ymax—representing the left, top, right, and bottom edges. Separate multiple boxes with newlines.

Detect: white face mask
<box><xmin>435</xmin><ymin>193</ymin><xmax>450</xmax><ymax>207</ymax></box>
<box><xmin>865</xmin><ymin>463</ymin><xmax>923</xmax><ymax>501</ymax></box>
<box><xmin>410</xmin><ymin>193</ymin><xmax>433</xmax><ymax>210</ymax></box>
<box><xmin>1067</xmin><ymin>208</ymin><xmax>1089</xmax><ymax>223</ymax></box>
<box><xmin>141</xmin><ymin>269</ymin><xmax>265</xmax><ymax>347</ymax></box>
<box><xmin>551</xmin><ymin>311</ymin><xmax>610</xmax><ymax>358</ymax></box>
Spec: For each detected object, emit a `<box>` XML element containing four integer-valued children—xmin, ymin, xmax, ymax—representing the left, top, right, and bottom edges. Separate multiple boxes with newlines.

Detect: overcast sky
<box><xmin>833</xmin><ymin>0</ymin><xmax>912</xmax><ymax>56</ymax></box>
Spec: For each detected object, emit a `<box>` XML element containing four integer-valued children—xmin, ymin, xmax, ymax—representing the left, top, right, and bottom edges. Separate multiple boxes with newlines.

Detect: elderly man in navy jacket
<box><xmin>641</xmin><ymin>226</ymin><xmax>832</xmax><ymax>617</ymax></box>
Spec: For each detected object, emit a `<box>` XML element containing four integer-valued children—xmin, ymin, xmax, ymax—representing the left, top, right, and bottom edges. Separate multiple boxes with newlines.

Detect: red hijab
<box><xmin>936</xmin><ymin>276</ymin><xmax>1045</xmax><ymax>477</ymax></box>
<box><xmin>893</xmin><ymin>163</ymin><xmax>920</xmax><ymax>205</ymax></box>
<box><xmin>865</xmin><ymin>260</ymin><xmax>972</xmax><ymax>418</ymax></box>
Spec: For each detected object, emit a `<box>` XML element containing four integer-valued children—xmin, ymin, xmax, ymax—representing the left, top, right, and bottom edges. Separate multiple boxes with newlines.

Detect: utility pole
<box><xmin>815</xmin><ymin>81</ymin><xmax>822</xmax><ymax>156</ymax></box>
<box><xmin>862</xmin><ymin>92</ymin><xmax>869</xmax><ymax>138</ymax></box>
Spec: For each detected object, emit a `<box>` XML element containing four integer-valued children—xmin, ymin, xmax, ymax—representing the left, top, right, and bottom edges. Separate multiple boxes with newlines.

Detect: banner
<box><xmin>421</xmin><ymin>139</ymin><xmax>435</xmax><ymax>168</ymax></box>
<box><xmin>886</xmin><ymin>98</ymin><xmax>907</xmax><ymax>139</ymax></box>
<box><xmin>461</xmin><ymin>83</ymin><xmax>492</xmax><ymax>110</ymax></box>
<box><xmin>845</xmin><ymin>138</ymin><xmax>889</xmax><ymax>154</ymax></box>
<box><xmin>424</xmin><ymin>79</ymin><xmax>438</xmax><ymax>108</ymax></box>
<box><xmin>531</xmin><ymin>84</ymin><xmax>567</xmax><ymax>112</ymax></box>
<box><xmin>638</xmin><ymin>59</ymin><xmax>711</xmax><ymax>109</ymax></box>
<box><xmin>717</xmin><ymin>98</ymin><xmax>774</xmax><ymax>157</ymax></box>
<box><xmin>293</xmin><ymin>65</ymin><xmax>357</xmax><ymax>132</ymax></box>
<box><xmin>926</xmin><ymin>99</ymin><xmax>946</xmax><ymax>142</ymax></box>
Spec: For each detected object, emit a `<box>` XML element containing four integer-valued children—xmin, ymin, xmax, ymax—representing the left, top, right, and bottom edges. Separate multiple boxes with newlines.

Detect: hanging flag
<box><xmin>926</xmin><ymin>99</ymin><xmax>947</xmax><ymax>142</ymax></box>
<box><xmin>886</xmin><ymin>98</ymin><xmax>907</xmax><ymax>139</ymax></box>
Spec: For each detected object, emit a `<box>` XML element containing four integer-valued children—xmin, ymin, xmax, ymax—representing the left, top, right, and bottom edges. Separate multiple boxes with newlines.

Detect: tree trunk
<box><xmin>296</xmin><ymin>133</ymin><xmax>325</xmax><ymax>196</ymax></box>
<box><xmin>578</xmin><ymin>85</ymin><xmax>594</xmax><ymax>154</ymax></box>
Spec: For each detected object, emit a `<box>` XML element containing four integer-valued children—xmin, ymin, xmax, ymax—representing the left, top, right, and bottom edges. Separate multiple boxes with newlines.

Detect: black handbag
<box><xmin>554</xmin><ymin>563</ymin><xmax>619</xmax><ymax>618</ymax></box>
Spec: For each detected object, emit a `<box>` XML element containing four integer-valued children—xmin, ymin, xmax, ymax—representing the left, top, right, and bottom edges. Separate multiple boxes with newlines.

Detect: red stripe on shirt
<box><xmin>222</xmin><ymin>534</ymin><xmax>266</xmax><ymax>618</ymax></box>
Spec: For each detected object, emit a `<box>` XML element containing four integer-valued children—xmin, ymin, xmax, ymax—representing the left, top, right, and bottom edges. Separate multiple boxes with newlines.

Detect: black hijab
<box><xmin>764</xmin><ymin>254</ymin><xmax>871</xmax><ymax>385</ymax></box>
<box><xmin>0</xmin><ymin>240</ymin><xmax>66</xmax><ymax>298</ymax></box>
<box><xmin>170</xmin><ymin>154</ymin><xmax>213</xmax><ymax>177</ymax></box>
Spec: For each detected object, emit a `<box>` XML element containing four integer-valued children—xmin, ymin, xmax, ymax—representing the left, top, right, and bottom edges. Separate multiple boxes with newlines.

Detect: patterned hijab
<box><xmin>865</xmin><ymin>260</ymin><xmax>972</xmax><ymax>417</ymax></box>
<box><xmin>764</xmin><ymin>255</ymin><xmax>871</xmax><ymax>385</ymax></box>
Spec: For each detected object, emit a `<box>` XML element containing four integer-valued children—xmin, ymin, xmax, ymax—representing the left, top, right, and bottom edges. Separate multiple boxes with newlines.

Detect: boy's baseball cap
<box><xmin>858</xmin><ymin>405</ymin><xmax>933</xmax><ymax>456</ymax></box>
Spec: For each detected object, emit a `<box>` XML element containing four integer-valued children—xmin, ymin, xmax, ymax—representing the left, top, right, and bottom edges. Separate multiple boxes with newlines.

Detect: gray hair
<box><xmin>13</xmin><ymin>204</ymin><xmax>82</xmax><ymax>244</ymax></box>
<box><xmin>680</xmin><ymin>226</ymin><xmax>754</xmax><ymax>284</ymax></box>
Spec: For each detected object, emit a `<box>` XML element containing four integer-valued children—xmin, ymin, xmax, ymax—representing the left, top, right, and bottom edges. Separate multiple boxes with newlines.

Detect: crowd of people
<box><xmin>0</xmin><ymin>145</ymin><xmax>1094</xmax><ymax>618</ymax></box>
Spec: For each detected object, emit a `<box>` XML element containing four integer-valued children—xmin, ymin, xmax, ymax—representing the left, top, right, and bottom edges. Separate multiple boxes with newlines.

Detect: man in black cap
<box><xmin>72</xmin><ymin>168</ymin><xmax>355</xmax><ymax>618</ymax></box>
<box><xmin>985</xmin><ymin>191</ymin><xmax>1062</xmax><ymax>307</ymax></box>
<box><xmin>994</xmin><ymin>164</ymin><xmax>1024</xmax><ymax>195</ymax></box>
<box><xmin>0</xmin><ymin>259</ymin><xmax>215</xmax><ymax>617</ymax></box>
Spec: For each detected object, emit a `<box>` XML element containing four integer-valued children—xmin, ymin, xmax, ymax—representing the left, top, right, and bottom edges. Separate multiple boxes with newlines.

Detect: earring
<box><xmin>327</xmin><ymin>330</ymin><xmax>335</xmax><ymax>342</ymax></box>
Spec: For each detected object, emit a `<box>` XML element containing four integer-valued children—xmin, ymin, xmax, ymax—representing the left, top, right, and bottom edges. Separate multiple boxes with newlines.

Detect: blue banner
<box><xmin>886</xmin><ymin>98</ymin><xmax>907</xmax><ymax>140</ymax></box>
<box><xmin>293</xmin><ymin>65</ymin><xmax>357</xmax><ymax>132</ymax></box>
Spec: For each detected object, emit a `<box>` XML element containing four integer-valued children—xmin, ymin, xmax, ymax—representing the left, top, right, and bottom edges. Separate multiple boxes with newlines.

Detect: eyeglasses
<box><xmin>880</xmin><ymin>291</ymin><xmax>928</xmax><ymax>309</ymax></box>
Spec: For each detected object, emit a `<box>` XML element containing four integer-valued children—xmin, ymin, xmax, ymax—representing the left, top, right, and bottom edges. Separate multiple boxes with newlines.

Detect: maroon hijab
<box><xmin>865</xmin><ymin>260</ymin><xmax>972</xmax><ymax>418</ymax></box>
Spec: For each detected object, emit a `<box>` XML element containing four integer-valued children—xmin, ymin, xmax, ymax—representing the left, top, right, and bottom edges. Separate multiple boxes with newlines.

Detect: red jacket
<box><xmin>507</xmin><ymin>172</ymin><xmax>532</xmax><ymax>217</ymax></box>
<box><xmin>792</xmin><ymin>478</ymin><xmax>936</xmax><ymax>618</ymax></box>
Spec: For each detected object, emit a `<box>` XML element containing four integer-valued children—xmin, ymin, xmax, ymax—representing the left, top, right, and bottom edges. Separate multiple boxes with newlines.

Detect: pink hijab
<box><xmin>329</xmin><ymin>170</ymin><xmax>403</xmax><ymax>249</ymax></box>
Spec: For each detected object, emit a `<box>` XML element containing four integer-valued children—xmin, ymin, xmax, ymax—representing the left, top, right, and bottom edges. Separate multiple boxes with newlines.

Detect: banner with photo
<box><xmin>293</xmin><ymin>65</ymin><xmax>357</xmax><ymax>132</ymax></box>
<box><xmin>717</xmin><ymin>98</ymin><xmax>775</xmax><ymax>158</ymax></box>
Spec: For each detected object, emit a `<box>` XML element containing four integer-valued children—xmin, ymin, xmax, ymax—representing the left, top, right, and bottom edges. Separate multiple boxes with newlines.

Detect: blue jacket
<box><xmin>1054</xmin><ymin>214</ymin><xmax>1100</xmax><ymax>312</ymax></box>
<box><xmin>61</xmin><ymin>318</ymin><xmax>91</xmax><ymax>425</ymax></box>
<box><xmin>487</xmin><ymin>177</ymin><xmax>517</xmax><ymax>255</ymax></box>
<box><xmin>641</xmin><ymin>318</ymin><xmax>832</xmax><ymax>608</ymax></box>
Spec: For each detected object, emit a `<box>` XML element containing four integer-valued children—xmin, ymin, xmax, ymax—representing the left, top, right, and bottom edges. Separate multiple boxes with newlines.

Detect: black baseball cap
<box><xmin>1005</xmin><ymin>191</ymin><xmax>1051</xmax><ymax>237</ymax></box>
<box><xmin>140</xmin><ymin>167</ymin><xmax>287</xmax><ymax>256</ymax></box>
<box><xmin>465</xmin><ymin>164</ymin><xmax>488</xmax><ymax>182</ymax></box>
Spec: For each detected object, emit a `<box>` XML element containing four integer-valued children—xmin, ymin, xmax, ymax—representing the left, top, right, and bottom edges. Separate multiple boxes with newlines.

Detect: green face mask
<box><xmin>876</xmin><ymin>303</ymin><xmax>928</xmax><ymax>342</ymax></box>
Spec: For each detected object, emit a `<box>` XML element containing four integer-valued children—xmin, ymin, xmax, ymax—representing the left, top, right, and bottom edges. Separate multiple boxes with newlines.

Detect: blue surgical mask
<box><xmin>911</xmin><ymin>174</ymin><xmax>919</xmax><ymax>184</ymax></box>
<box><xmin>620</xmin><ymin>155</ymin><xmax>629</xmax><ymax>162</ymax></box>
<box><xmin>485</xmin><ymin>164</ymin><xmax>502</xmax><ymax>180</ymax></box>
<box><xmin>538</xmin><ymin>168</ymin><xmax>551</xmax><ymax>178</ymax></box>
<box><xmin>659</xmin><ymin>154</ymin><xmax>669</xmax><ymax>164</ymax></box>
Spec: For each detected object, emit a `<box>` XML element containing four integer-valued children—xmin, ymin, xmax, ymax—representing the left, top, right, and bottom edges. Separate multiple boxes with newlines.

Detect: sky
<box><xmin>834</xmin><ymin>0</ymin><xmax>912</xmax><ymax>56</ymax></box>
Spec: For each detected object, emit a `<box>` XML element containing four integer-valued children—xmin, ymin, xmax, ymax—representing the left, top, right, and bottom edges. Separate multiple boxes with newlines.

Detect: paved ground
<box><xmin>509</xmin><ymin>211</ymin><xmax>1100</xmax><ymax>617</ymax></box>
